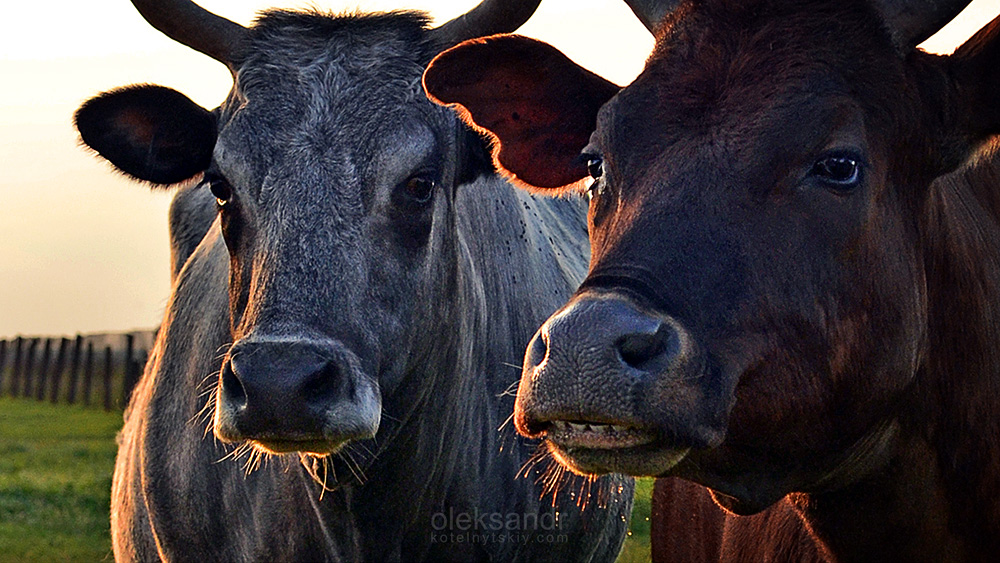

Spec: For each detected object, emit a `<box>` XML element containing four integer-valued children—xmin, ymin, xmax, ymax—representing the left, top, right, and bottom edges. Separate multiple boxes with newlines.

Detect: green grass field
<box><xmin>617</xmin><ymin>477</ymin><xmax>653</xmax><ymax>563</ymax></box>
<box><xmin>0</xmin><ymin>397</ymin><xmax>652</xmax><ymax>562</ymax></box>
<box><xmin>0</xmin><ymin>398</ymin><xmax>121</xmax><ymax>562</ymax></box>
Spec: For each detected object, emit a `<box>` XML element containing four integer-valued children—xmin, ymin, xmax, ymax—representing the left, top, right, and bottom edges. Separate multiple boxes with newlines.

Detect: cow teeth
<box><xmin>552</xmin><ymin>421</ymin><xmax>634</xmax><ymax>435</ymax></box>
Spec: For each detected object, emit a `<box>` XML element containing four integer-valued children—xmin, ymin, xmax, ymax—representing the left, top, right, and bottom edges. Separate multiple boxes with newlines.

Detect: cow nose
<box><xmin>516</xmin><ymin>294</ymin><xmax>691</xmax><ymax>436</ymax></box>
<box><xmin>214</xmin><ymin>338</ymin><xmax>380</xmax><ymax>454</ymax></box>
<box><xmin>524</xmin><ymin>294</ymin><xmax>681</xmax><ymax>377</ymax></box>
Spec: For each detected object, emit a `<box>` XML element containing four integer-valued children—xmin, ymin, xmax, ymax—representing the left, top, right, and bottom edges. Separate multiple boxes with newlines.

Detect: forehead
<box><xmin>216</xmin><ymin>11</ymin><xmax>449</xmax><ymax>175</ymax></box>
<box><xmin>599</xmin><ymin>0</ymin><xmax>901</xmax><ymax>162</ymax></box>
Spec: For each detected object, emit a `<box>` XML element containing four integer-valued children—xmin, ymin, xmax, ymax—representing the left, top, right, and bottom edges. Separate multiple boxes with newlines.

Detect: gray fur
<box><xmin>166</xmin><ymin>182</ymin><xmax>216</xmax><ymax>281</ymax></box>
<box><xmin>113</xmin><ymin>10</ymin><xmax>632</xmax><ymax>562</ymax></box>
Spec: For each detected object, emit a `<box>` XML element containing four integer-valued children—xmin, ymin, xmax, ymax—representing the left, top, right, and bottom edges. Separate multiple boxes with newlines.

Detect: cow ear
<box><xmin>927</xmin><ymin>16</ymin><xmax>1000</xmax><ymax>172</ymax></box>
<box><xmin>424</xmin><ymin>34</ymin><xmax>620</xmax><ymax>192</ymax></box>
<box><xmin>950</xmin><ymin>16</ymin><xmax>1000</xmax><ymax>142</ymax></box>
<box><xmin>75</xmin><ymin>84</ymin><xmax>217</xmax><ymax>186</ymax></box>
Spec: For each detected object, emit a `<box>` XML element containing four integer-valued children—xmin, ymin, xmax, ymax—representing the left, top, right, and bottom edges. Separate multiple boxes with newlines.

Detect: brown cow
<box><xmin>424</xmin><ymin>0</ymin><xmax>1000</xmax><ymax>560</ymax></box>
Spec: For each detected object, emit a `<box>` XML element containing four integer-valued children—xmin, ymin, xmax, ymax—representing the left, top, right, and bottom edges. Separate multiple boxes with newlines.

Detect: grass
<box><xmin>0</xmin><ymin>397</ymin><xmax>121</xmax><ymax>562</ymax></box>
<box><xmin>0</xmin><ymin>396</ymin><xmax>654</xmax><ymax>562</ymax></box>
<box><xmin>617</xmin><ymin>477</ymin><xmax>653</xmax><ymax>563</ymax></box>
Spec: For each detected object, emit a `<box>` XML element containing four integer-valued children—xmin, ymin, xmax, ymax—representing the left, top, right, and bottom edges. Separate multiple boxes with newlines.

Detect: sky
<box><xmin>0</xmin><ymin>0</ymin><xmax>996</xmax><ymax>338</ymax></box>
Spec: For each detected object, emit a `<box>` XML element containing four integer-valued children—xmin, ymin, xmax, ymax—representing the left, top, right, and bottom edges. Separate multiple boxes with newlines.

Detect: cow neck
<box><xmin>797</xmin><ymin>159</ymin><xmax>1000</xmax><ymax>560</ymax></box>
<box><xmin>809</xmin><ymin>417</ymin><xmax>900</xmax><ymax>494</ymax></box>
<box><xmin>350</xmin><ymin>138</ymin><xmax>519</xmax><ymax>561</ymax></box>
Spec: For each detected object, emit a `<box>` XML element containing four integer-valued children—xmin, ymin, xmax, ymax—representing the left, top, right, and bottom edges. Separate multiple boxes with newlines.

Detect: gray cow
<box><xmin>75</xmin><ymin>0</ymin><xmax>632</xmax><ymax>560</ymax></box>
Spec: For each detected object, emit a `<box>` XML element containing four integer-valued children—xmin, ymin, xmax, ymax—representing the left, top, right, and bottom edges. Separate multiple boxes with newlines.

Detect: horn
<box><xmin>624</xmin><ymin>0</ymin><xmax>681</xmax><ymax>34</ymax></box>
<box><xmin>130</xmin><ymin>0</ymin><xmax>248</xmax><ymax>68</ymax></box>
<box><xmin>877</xmin><ymin>0</ymin><xmax>974</xmax><ymax>49</ymax></box>
<box><xmin>429</xmin><ymin>0</ymin><xmax>543</xmax><ymax>46</ymax></box>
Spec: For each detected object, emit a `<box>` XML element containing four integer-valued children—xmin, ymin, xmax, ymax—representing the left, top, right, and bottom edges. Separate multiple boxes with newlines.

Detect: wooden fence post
<box><xmin>35</xmin><ymin>338</ymin><xmax>53</xmax><ymax>401</ymax></box>
<box><xmin>67</xmin><ymin>335</ymin><xmax>83</xmax><ymax>405</ymax></box>
<box><xmin>123</xmin><ymin>348</ymin><xmax>146</xmax><ymax>408</ymax></box>
<box><xmin>122</xmin><ymin>334</ymin><xmax>135</xmax><ymax>408</ymax></box>
<box><xmin>11</xmin><ymin>337</ymin><xmax>24</xmax><ymax>398</ymax></box>
<box><xmin>0</xmin><ymin>339</ymin><xmax>7</xmax><ymax>396</ymax></box>
<box><xmin>103</xmin><ymin>346</ymin><xmax>114</xmax><ymax>412</ymax></box>
<box><xmin>83</xmin><ymin>342</ymin><xmax>95</xmax><ymax>407</ymax></box>
<box><xmin>23</xmin><ymin>338</ymin><xmax>39</xmax><ymax>399</ymax></box>
<box><xmin>49</xmin><ymin>337</ymin><xmax>69</xmax><ymax>404</ymax></box>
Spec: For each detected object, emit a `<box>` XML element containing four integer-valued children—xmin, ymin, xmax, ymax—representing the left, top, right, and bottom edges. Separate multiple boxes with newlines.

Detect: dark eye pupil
<box><xmin>406</xmin><ymin>177</ymin><xmax>435</xmax><ymax>203</ymax></box>
<box><xmin>814</xmin><ymin>157</ymin><xmax>859</xmax><ymax>185</ymax></box>
<box><xmin>207</xmin><ymin>177</ymin><xmax>232</xmax><ymax>205</ymax></box>
<box><xmin>587</xmin><ymin>158</ymin><xmax>603</xmax><ymax>179</ymax></box>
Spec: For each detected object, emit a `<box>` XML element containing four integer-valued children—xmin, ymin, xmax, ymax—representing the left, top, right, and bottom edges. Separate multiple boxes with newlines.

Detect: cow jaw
<box><xmin>546</xmin><ymin>434</ymin><xmax>690</xmax><ymax>477</ymax></box>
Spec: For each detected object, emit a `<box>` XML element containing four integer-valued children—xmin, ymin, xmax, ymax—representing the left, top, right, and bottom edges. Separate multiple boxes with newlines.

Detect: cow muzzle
<box><xmin>213</xmin><ymin>336</ymin><xmax>381</xmax><ymax>455</ymax></box>
<box><xmin>514</xmin><ymin>292</ymin><xmax>726</xmax><ymax>476</ymax></box>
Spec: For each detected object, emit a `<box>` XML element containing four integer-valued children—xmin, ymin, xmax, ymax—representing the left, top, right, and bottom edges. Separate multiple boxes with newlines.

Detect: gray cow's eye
<box><xmin>204</xmin><ymin>173</ymin><xmax>233</xmax><ymax>206</ymax></box>
<box><xmin>403</xmin><ymin>175</ymin><xmax>436</xmax><ymax>204</ymax></box>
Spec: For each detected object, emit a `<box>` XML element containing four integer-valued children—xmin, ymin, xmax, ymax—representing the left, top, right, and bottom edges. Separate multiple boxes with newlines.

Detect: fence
<box><xmin>0</xmin><ymin>331</ymin><xmax>154</xmax><ymax>411</ymax></box>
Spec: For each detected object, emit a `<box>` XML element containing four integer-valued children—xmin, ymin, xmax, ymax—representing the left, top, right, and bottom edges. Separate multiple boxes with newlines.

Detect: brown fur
<box><xmin>424</xmin><ymin>0</ymin><xmax>1000</xmax><ymax>560</ymax></box>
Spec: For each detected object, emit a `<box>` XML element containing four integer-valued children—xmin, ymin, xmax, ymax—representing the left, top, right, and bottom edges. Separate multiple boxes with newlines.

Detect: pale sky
<box><xmin>0</xmin><ymin>0</ymin><xmax>995</xmax><ymax>338</ymax></box>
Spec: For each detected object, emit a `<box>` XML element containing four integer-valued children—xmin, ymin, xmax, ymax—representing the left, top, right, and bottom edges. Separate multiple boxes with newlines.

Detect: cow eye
<box><xmin>403</xmin><ymin>175</ymin><xmax>436</xmax><ymax>204</ymax></box>
<box><xmin>811</xmin><ymin>155</ymin><xmax>860</xmax><ymax>190</ymax></box>
<box><xmin>587</xmin><ymin>157</ymin><xmax>604</xmax><ymax>180</ymax></box>
<box><xmin>204</xmin><ymin>173</ymin><xmax>233</xmax><ymax>206</ymax></box>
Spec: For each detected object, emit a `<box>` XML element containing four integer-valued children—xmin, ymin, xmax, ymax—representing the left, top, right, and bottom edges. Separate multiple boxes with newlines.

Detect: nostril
<box><xmin>302</xmin><ymin>360</ymin><xmax>343</xmax><ymax>404</ymax></box>
<box><xmin>220</xmin><ymin>360</ymin><xmax>247</xmax><ymax>408</ymax></box>
<box><xmin>616</xmin><ymin>323</ymin><xmax>678</xmax><ymax>371</ymax></box>
<box><xmin>523</xmin><ymin>417</ymin><xmax>553</xmax><ymax>438</ymax></box>
<box><xmin>525</xmin><ymin>331</ymin><xmax>548</xmax><ymax>369</ymax></box>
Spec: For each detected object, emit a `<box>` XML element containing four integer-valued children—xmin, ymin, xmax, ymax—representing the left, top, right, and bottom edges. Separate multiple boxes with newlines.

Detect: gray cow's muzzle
<box><xmin>214</xmin><ymin>336</ymin><xmax>381</xmax><ymax>455</ymax></box>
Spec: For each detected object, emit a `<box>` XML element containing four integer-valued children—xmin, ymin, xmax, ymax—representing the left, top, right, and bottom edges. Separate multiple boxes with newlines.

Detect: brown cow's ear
<box><xmin>949</xmin><ymin>15</ymin><xmax>1000</xmax><ymax>145</ymax></box>
<box><xmin>424</xmin><ymin>34</ymin><xmax>620</xmax><ymax>192</ymax></box>
<box><xmin>922</xmin><ymin>15</ymin><xmax>1000</xmax><ymax>173</ymax></box>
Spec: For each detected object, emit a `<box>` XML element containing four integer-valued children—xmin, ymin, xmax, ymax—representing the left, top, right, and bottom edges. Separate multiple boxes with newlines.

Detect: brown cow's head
<box><xmin>425</xmin><ymin>0</ymin><xmax>1000</xmax><ymax>512</ymax></box>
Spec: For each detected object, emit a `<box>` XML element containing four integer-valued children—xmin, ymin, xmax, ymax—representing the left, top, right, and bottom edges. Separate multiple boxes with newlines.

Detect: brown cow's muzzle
<box><xmin>213</xmin><ymin>336</ymin><xmax>381</xmax><ymax>455</ymax></box>
<box><xmin>514</xmin><ymin>292</ymin><xmax>727</xmax><ymax>476</ymax></box>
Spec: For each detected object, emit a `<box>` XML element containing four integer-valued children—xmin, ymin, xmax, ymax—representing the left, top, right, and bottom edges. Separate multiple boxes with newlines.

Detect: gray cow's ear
<box><xmin>75</xmin><ymin>84</ymin><xmax>217</xmax><ymax>186</ymax></box>
<box><xmin>424</xmin><ymin>34</ymin><xmax>620</xmax><ymax>193</ymax></box>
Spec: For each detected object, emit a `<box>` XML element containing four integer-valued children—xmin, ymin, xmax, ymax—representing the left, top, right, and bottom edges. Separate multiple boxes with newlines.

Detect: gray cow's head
<box><xmin>75</xmin><ymin>0</ymin><xmax>541</xmax><ymax>456</ymax></box>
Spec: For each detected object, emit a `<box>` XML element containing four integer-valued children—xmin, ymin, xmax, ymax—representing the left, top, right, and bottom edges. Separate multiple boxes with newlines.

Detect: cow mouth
<box><xmin>540</xmin><ymin>420</ymin><xmax>689</xmax><ymax>476</ymax></box>
<box><xmin>252</xmin><ymin>437</ymin><xmax>351</xmax><ymax>456</ymax></box>
<box><xmin>545</xmin><ymin>420</ymin><xmax>658</xmax><ymax>450</ymax></box>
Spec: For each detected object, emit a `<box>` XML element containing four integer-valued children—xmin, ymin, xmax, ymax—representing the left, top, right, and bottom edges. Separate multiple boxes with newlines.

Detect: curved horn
<box><xmin>624</xmin><ymin>0</ymin><xmax>681</xmax><ymax>34</ymax></box>
<box><xmin>430</xmin><ymin>0</ymin><xmax>543</xmax><ymax>46</ymax></box>
<box><xmin>130</xmin><ymin>0</ymin><xmax>248</xmax><ymax>68</ymax></box>
<box><xmin>877</xmin><ymin>0</ymin><xmax>974</xmax><ymax>49</ymax></box>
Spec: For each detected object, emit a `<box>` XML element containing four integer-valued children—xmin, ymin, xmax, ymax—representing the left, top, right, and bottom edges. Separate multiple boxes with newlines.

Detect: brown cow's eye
<box><xmin>812</xmin><ymin>155</ymin><xmax>860</xmax><ymax>189</ymax></box>
<box><xmin>404</xmin><ymin>175</ymin><xmax>436</xmax><ymax>204</ymax></box>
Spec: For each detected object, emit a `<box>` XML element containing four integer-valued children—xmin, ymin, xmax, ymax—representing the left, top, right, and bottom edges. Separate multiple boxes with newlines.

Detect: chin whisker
<box><xmin>515</xmin><ymin>441</ymin><xmax>610</xmax><ymax>510</ymax></box>
<box><xmin>299</xmin><ymin>453</ymin><xmax>337</xmax><ymax>499</ymax></box>
<box><xmin>497</xmin><ymin>376</ymin><xmax>520</xmax><ymax>399</ymax></box>
<box><xmin>190</xmin><ymin>375</ymin><xmax>219</xmax><ymax>437</ymax></box>
<box><xmin>340</xmin><ymin>445</ymin><xmax>368</xmax><ymax>486</ymax></box>
<box><xmin>497</xmin><ymin>411</ymin><xmax>515</xmax><ymax>433</ymax></box>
